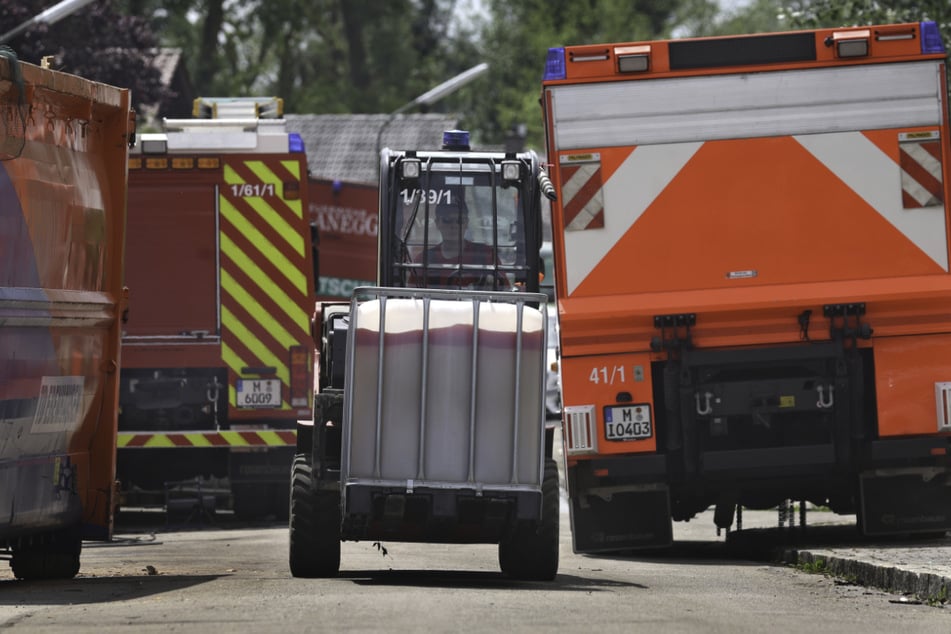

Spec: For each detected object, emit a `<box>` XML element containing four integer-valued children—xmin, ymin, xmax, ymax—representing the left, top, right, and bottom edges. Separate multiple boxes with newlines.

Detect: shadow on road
<box><xmin>0</xmin><ymin>574</ymin><xmax>224</xmax><ymax>606</ymax></box>
<box><xmin>584</xmin><ymin>522</ymin><xmax>950</xmax><ymax>564</ymax></box>
<box><xmin>344</xmin><ymin>569</ymin><xmax>646</xmax><ymax>591</ymax></box>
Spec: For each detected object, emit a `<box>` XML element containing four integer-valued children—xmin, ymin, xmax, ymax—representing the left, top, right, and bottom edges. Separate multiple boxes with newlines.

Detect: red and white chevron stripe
<box><xmin>560</xmin><ymin>153</ymin><xmax>605</xmax><ymax>231</ymax></box>
<box><xmin>900</xmin><ymin>132</ymin><xmax>944</xmax><ymax>208</ymax></box>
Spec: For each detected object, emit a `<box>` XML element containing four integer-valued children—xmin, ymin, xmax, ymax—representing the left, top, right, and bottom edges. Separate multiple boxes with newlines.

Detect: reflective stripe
<box><xmin>218</xmin><ymin>156</ymin><xmax>311</xmax><ymax>413</ymax></box>
<box><xmin>900</xmin><ymin>138</ymin><xmax>944</xmax><ymax>208</ymax></box>
<box><xmin>560</xmin><ymin>158</ymin><xmax>605</xmax><ymax>231</ymax></box>
<box><xmin>117</xmin><ymin>430</ymin><xmax>297</xmax><ymax>448</ymax></box>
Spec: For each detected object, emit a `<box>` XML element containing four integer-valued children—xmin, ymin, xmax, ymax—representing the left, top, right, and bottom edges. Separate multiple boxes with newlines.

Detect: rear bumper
<box><xmin>341</xmin><ymin>484</ymin><xmax>541</xmax><ymax>543</ymax></box>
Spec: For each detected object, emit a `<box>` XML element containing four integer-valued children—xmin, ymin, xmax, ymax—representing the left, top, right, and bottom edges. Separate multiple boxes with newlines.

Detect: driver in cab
<box><xmin>419</xmin><ymin>200</ymin><xmax>507</xmax><ymax>290</ymax></box>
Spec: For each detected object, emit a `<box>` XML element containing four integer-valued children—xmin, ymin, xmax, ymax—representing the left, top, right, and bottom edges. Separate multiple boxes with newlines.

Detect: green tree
<box><xmin>0</xmin><ymin>0</ymin><xmax>167</xmax><ymax>111</ymax></box>
<box><xmin>469</xmin><ymin>0</ymin><xmax>719</xmax><ymax>149</ymax></box>
<box><xmin>694</xmin><ymin>0</ymin><xmax>787</xmax><ymax>37</ymax></box>
<box><xmin>783</xmin><ymin>0</ymin><xmax>949</xmax><ymax>33</ymax></box>
<box><xmin>124</xmin><ymin>0</ymin><xmax>473</xmax><ymax>117</ymax></box>
<box><xmin>782</xmin><ymin>0</ymin><xmax>951</xmax><ymax>95</ymax></box>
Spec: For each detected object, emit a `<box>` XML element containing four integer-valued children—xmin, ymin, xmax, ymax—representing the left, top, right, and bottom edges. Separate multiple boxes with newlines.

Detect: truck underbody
<box><xmin>567</xmin><ymin>335</ymin><xmax>951</xmax><ymax>552</ymax></box>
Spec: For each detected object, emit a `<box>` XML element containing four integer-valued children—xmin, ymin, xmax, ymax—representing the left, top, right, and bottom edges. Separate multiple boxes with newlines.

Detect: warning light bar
<box><xmin>544</xmin><ymin>48</ymin><xmax>566</xmax><ymax>81</ymax></box>
<box><xmin>921</xmin><ymin>21</ymin><xmax>946</xmax><ymax>54</ymax></box>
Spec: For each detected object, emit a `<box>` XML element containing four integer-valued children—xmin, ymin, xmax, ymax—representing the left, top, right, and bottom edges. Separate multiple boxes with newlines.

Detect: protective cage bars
<box><xmin>339</xmin><ymin>286</ymin><xmax>548</xmax><ymax>502</ymax></box>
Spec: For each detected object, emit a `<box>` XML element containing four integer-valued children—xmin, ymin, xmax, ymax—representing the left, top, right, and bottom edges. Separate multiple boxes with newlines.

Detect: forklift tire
<box><xmin>11</xmin><ymin>529</ymin><xmax>82</xmax><ymax>581</ymax></box>
<box><xmin>289</xmin><ymin>453</ymin><xmax>341</xmax><ymax>578</ymax></box>
<box><xmin>498</xmin><ymin>459</ymin><xmax>559</xmax><ymax>581</ymax></box>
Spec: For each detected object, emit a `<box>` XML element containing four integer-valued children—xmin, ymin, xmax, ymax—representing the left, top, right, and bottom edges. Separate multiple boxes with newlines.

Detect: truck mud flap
<box><xmin>860</xmin><ymin>471</ymin><xmax>951</xmax><ymax>536</ymax></box>
<box><xmin>570</xmin><ymin>485</ymin><xmax>672</xmax><ymax>553</ymax></box>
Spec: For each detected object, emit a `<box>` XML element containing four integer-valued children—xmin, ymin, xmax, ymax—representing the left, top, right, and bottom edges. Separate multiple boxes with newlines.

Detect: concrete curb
<box><xmin>784</xmin><ymin>548</ymin><xmax>951</xmax><ymax>602</ymax></box>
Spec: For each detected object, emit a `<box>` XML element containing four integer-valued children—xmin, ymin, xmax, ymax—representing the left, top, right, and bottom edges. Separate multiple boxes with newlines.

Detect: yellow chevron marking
<box><xmin>245</xmin><ymin>196</ymin><xmax>304</xmax><ymax>255</ymax></box>
<box><xmin>219</xmin><ymin>232</ymin><xmax>308</xmax><ymax>328</ymax></box>
<box><xmin>220</xmin><ymin>269</ymin><xmax>299</xmax><ymax>349</ymax></box>
<box><xmin>116</xmin><ymin>431</ymin><xmax>298</xmax><ymax>447</ymax></box>
<box><xmin>119</xmin><ymin>434</ymin><xmax>174</xmax><ymax>448</ymax></box>
<box><xmin>220</xmin><ymin>340</ymin><xmax>290</xmax><ymax>410</ymax></box>
<box><xmin>257</xmin><ymin>430</ymin><xmax>287</xmax><ymax>445</ymax></box>
<box><xmin>223</xmin><ymin>163</ymin><xmax>242</xmax><ymax>184</ymax></box>
<box><xmin>221</xmin><ymin>306</ymin><xmax>290</xmax><ymax>384</ymax></box>
<box><xmin>182</xmin><ymin>433</ymin><xmax>214</xmax><ymax>447</ymax></box>
<box><xmin>219</xmin><ymin>431</ymin><xmax>250</xmax><ymax>446</ymax></box>
<box><xmin>247</xmin><ymin>160</ymin><xmax>304</xmax><ymax>220</ymax></box>
<box><xmin>221</xmin><ymin>340</ymin><xmax>247</xmax><ymax>407</ymax></box>
<box><xmin>222</xmin><ymin>162</ymin><xmax>304</xmax><ymax>253</ymax></box>
<box><xmin>220</xmin><ymin>197</ymin><xmax>307</xmax><ymax>293</ymax></box>
<box><xmin>280</xmin><ymin>160</ymin><xmax>301</xmax><ymax>180</ymax></box>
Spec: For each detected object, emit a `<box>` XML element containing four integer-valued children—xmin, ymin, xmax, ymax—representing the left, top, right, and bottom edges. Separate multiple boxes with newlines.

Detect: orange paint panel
<box><xmin>558</xmin><ymin>274</ymin><xmax>951</xmax><ymax>358</ymax></box>
<box><xmin>576</xmin><ymin>136</ymin><xmax>945</xmax><ymax>299</ymax></box>
<box><xmin>560</xmin><ymin>146</ymin><xmax>634</xmax><ymax>185</ymax></box>
<box><xmin>874</xmin><ymin>334</ymin><xmax>951</xmax><ymax>437</ymax></box>
<box><xmin>561</xmin><ymin>352</ymin><xmax>658</xmax><ymax>456</ymax></box>
<box><xmin>861</xmin><ymin>128</ymin><xmax>902</xmax><ymax>163</ymax></box>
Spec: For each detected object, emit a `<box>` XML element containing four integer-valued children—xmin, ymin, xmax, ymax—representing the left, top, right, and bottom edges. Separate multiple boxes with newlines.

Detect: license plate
<box><xmin>604</xmin><ymin>405</ymin><xmax>652</xmax><ymax>441</ymax></box>
<box><xmin>236</xmin><ymin>379</ymin><xmax>282</xmax><ymax>409</ymax></box>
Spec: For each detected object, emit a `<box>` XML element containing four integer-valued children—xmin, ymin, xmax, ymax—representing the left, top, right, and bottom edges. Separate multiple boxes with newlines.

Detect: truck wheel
<box><xmin>10</xmin><ymin>531</ymin><xmax>82</xmax><ymax>581</ymax></box>
<box><xmin>289</xmin><ymin>453</ymin><xmax>340</xmax><ymax>577</ymax></box>
<box><xmin>499</xmin><ymin>459</ymin><xmax>560</xmax><ymax>581</ymax></box>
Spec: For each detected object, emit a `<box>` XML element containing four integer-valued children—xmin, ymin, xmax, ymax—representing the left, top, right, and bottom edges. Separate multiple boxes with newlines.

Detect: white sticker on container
<box><xmin>31</xmin><ymin>376</ymin><xmax>84</xmax><ymax>434</ymax></box>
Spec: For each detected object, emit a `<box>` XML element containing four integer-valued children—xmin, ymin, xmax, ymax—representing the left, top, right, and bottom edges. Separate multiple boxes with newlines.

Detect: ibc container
<box><xmin>343</xmin><ymin>289</ymin><xmax>546</xmax><ymax>492</ymax></box>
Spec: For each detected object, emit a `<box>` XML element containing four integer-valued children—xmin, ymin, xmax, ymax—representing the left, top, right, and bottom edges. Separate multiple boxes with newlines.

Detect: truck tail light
<box><xmin>283</xmin><ymin>180</ymin><xmax>300</xmax><ymax>200</ymax></box>
<box><xmin>290</xmin><ymin>345</ymin><xmax>311</xmax><ymax>409</ymax></box>
<box><xmin>564</xmin><ymin>405</ymin><xmax>598</xmax><ymax>455</ymax></box>
<box><xmin>615</xmin><ymin>45</ymin><xmax>650</xmax><ymax>73</ymax></box>
<box><xmin>832</xmin><ymin>29</ymin><xmax>869</xmax><ymax>58</ymax></box>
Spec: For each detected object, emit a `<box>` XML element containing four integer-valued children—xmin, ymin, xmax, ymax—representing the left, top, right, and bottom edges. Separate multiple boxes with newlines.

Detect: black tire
<box><xmin>289</xmin><ymin>454</ymin><xmax>341</xmax><ymax>577</ymax></box>
<box><xmin>11</xmin><ymin>531</ymin><xmax>82</xmax><ymax>581</ymax></box>
<box><xmin>499</xmin><ymin>459</ymin><xmax>560</xmax><ymax>581</ymax></box>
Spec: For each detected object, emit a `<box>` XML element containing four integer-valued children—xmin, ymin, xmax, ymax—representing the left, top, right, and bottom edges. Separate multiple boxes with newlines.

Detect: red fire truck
<box><xmin>119</xmin><ymin>97</ymin><xmax>315</xmax><ymax>519</ymax></box>
<box><xmin>308</xmin><ymin>178</ymin><xmax>378</xmax><ymax>300</ymax></box>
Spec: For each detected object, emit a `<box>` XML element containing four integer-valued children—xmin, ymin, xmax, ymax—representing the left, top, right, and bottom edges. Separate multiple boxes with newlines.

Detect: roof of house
<box><xmin>285</xmin><ymin>113</ymin><xmax>459</xmax><ymax>186</ymax></box>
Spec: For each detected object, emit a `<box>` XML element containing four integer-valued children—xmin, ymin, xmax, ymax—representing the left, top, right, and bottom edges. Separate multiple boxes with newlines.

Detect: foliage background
<box><xmin>0</xmin><ymin>0</ymin><xmax>948</xmax><ymax>149</ymax></box>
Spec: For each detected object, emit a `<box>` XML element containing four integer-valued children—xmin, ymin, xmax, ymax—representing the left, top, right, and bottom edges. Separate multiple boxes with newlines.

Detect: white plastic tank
<box><xmin>345</xmin><ymin>294</ymin><xmax>545</xmax><ymax>488</ymax></box>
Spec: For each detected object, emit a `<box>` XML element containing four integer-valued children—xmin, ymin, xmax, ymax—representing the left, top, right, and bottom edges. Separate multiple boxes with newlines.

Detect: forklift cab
<box><xmin>379</xmin><ymin>130</ymin><xmax>547</xmax><ymax>294</ymax></box>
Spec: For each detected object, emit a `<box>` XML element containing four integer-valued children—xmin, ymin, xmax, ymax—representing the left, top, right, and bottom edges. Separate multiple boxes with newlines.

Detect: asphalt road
<box><xmin>2</xmin><ymin>491</ymin><xmax>951</xmax><ymax>633</ymax></box>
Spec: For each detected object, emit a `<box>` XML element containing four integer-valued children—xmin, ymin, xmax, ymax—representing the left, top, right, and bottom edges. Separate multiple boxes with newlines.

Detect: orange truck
<box><xmin>0</xmin><ymin>54</ymin><xmax>132</xmax><ymax>578</ymax></box>
<box><xmin>119</xmin><ymin>97</ymin><xmax>315</xmax><ymax>519</ymax></box>
<box><xmin>542</xmin><ymin>22</ymin><xmax>951</xmax><ymax>551</ymax></box>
